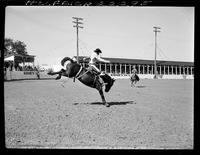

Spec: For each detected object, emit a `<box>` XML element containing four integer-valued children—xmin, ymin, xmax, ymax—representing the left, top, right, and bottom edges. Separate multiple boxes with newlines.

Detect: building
<box><xmin>75</xmin><ymin>56</ymin><xmax>194</xmax><ymax>79</ymax></box>
<box><xmin>4</xmin><ymin>53</ymin><xmax>35</xmax><ymax>71</ymax></box>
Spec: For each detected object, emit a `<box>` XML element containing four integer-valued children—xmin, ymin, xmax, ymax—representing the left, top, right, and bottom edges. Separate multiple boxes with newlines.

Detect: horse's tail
<box><xmin>61</xmin><ymin>57</ymin><xmax>73</xmax><ymax>66</ymax></box>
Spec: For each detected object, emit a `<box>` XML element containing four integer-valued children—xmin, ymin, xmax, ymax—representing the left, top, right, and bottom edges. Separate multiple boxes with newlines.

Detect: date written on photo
<box><xmin>25</xmin><ymin>0</ymin><xmax>152</xmax><ymax>6</ymax></box>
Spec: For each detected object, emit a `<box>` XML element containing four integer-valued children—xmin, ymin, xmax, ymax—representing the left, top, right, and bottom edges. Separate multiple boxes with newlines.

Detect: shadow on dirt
<box><xmin>136</xmin><ymin>85</ymin><xmax>146</xmax><ymax>88</ymax></box>
<box><xmin>73</xmin><ymin>101</ymin><xmax>136</xmax><ymax>106</ymax></box>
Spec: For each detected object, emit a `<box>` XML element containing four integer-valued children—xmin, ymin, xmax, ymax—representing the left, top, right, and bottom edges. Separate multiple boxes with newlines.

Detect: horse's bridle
<box><xmin>75</xmin><ymin>66</ymin><xmax>83</xmax><ymax>78</ymax></box>
<box><xmin>75</xmin><ymin>66</ymin><xmax>91</xmax><ymax>80</ymax></box>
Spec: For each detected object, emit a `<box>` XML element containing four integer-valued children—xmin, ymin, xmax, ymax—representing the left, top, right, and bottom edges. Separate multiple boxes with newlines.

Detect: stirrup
<box><xmin>101</xmin><ymin>82</ymin><xmax>107</xmax><ymax>87</ymax></box>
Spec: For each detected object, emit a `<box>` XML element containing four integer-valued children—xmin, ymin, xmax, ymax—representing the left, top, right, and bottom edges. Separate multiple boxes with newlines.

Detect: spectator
<box><xmin>34</xmin><ymin>67</ymin><xmax>40</xmax><ymax>79</ymax></box>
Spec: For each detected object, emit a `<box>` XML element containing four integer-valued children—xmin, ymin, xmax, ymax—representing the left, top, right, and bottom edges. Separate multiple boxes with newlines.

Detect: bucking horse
<box><xmin>47</xmin><ymin>57</ymin><xmax>115</xmax><ymax>107</ymax></box>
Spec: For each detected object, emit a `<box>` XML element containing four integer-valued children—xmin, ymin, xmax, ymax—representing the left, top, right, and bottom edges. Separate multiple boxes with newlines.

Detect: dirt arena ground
<box><xmin>4</xmin><ymin>78</ymin><xmax>194</xmax><ymax>149</ymax></box>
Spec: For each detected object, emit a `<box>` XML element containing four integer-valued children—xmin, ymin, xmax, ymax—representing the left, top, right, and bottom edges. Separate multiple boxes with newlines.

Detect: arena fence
<box><xmin>4</xmin><ymin>70</ymin><xmax>57</xmax><ymax>81</ymax></box>
<box><xmin>4</xmin><ymin>70</ymin><xmax>194</xmax><ymax>81</ymax></box>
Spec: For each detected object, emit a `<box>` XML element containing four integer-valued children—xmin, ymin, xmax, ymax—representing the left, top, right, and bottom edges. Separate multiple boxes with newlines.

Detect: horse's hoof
<box><xmin>55</xmin><ymin>76</ymin><xmax>61</xmax><ymax>80</ymax></box>
<box><xmin>105</xmin><ymin>103</ymin><xmax>110</xmax><ymax>107</ymax></box>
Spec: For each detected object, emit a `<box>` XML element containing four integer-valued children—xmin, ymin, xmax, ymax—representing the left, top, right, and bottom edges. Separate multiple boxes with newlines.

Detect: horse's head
<box><xmin>61</xmin><ymin>57</ymin><xmax>81</xmax><ymax>78</ymax></box>
<box><xmin>61</xmin><ymin>57</ymin><xmax>74</xmax><ymax>66</ymax></box>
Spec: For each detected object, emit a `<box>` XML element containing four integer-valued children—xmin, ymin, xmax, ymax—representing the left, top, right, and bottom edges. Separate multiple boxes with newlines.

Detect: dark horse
<box><xmin>130</xmin><ymin>73</ymin><xmax>140</xmax><ymax>87</ymax></box>
<box><xmin>47</xmin><ymin>57</ymin><xmax>115</xmax><ymax>107</ymax></box>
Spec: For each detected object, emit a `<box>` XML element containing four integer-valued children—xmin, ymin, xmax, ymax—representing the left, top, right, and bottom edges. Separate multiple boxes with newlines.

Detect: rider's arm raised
<box><xmin>96</xmin><ymin>57</ymin><xmax>110</xmax><ymax>63</ymax></box>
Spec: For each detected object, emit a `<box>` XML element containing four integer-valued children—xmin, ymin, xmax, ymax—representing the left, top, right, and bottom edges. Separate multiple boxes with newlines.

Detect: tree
<box><xmin>4</xmin><ymin>38</ymin><xmax>28</xmax><ymax>56</ymax></box>
<box><xmin>13</xmin><ymin>40</ymin><xmax>27</xmax><ymax>55</ymax></box>
<box><xmin>4</xmin><ymin>38</ymin><xmax>14</xmax><ymax>56</ymax></box>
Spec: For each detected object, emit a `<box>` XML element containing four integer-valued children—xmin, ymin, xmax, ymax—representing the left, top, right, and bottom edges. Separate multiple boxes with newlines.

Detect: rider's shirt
<box><xmin>89</xmin><ymin>52</ymin><xmax>109</xmax><ymax>65</ymax></box>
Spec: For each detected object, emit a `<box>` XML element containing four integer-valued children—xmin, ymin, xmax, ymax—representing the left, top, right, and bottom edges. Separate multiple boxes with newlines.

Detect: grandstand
<box><xmin>4</xmin><ymin>54</ymin><xmax>194</xmax><ymax>80</ymax></box>
<box><xmin>76</xmin><ymin>56</ymin><xmax>194</xmax><ymax>79</ymax></box>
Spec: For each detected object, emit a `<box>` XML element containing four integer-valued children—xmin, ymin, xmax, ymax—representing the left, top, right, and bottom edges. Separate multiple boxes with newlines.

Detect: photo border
<box><xmin>0</xmin><ymin>0</ymin><xmax>199</xmax><ymax>154</ymax></box>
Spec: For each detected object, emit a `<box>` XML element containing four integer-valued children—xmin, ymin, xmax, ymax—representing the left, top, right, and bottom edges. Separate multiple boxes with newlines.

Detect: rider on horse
<box><xmin>47</xmin><ymin>52</ymin><xmax>115</xmax><ymax>107</ymax></box>
<box><xmin>132</xmin><ymin>65</ymin><xmax>137</xmax><ymax>76</ymax></box>
<box><xmin>85</xmin><ymin>48</ymin><xmax>111</xmax><ymax>86</ymax></box>
<box><xmin>131</xmin><ymin>65</ymin><xmax>139</xmax><ymax>87</ymax></box>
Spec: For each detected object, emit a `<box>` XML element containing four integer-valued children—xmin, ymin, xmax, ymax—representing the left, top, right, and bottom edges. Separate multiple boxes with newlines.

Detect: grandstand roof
<box><xmin>4</xmin><ymin>53</ymin><xmax>35</xmax><ymax>62</ymax></box>
<box><xmin>75</xmin><ymin>56</ymin><xmax>194</xmax><ymax>67</ymax></box>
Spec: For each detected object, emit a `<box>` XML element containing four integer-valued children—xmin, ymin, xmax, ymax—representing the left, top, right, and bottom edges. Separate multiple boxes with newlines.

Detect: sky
<box><xmin>5</xmin><ymin>6</ymin><xmax>194</xmax><ymax>66</ymax></box>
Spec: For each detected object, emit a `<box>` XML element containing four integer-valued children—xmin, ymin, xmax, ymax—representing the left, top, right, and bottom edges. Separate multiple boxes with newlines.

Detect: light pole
<box><xmin>153</xmin><ymin>26</ymin><xmax>161</xmax><ymax>79</ymax></box>
<box><xmin>72</xmin><ymin>17</ymin><xmax>83</xmax><ymax>64</ymax></box>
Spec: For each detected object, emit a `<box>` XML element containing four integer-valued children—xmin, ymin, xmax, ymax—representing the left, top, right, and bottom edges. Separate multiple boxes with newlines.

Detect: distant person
<box><xmin>132</xmin><ymin>65</ymin><xmax>137</xmax><ymax>76</ymax></box>
<box><xmin>4</xmin><ymin>66</ymin><xmax>7</xmax><ymax>80</ymax></box>
<box><xmin>130</xmin><ymin>65</ymin><xmax>139</xmax><ymax>87</ymax></box>
<box><xmin>34</xmin><ymin>67</ymin><xmax>40</xmax><ymax>79</ymax></box>
<box><xmin>10</xmin><ymin>62</ymin><xmax>13</xmax><ymax>71</ymax></box>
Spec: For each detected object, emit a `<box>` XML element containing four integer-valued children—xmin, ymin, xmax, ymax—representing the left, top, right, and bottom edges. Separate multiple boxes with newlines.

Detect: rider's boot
<box><xmin>96</xmin><ymin>72</ymin><xmax>105</xmax><ymax>87</ymax></box>
<box><xmin>99</xmin><ymin>76</ymin><xmax>105</xmax><ymax>86</ymax></box>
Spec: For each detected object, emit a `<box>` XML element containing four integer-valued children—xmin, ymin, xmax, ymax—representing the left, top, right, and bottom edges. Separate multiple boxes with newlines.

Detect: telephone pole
<box><xmin>153</xmin><ymin>26</ymin><xmax>161</xmax><ymax>79</ymax></box>
<box><xmin>72</xmin><ymin>17</ymin><xmax>83</xmax><ymax>64</ymax></box>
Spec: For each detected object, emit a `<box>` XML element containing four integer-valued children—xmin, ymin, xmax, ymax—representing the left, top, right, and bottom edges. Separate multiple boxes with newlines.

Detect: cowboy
<box><xmin>86</xmin><ymin>48</ymin><xmax>110</xmax><ymax>86</ymax></box>
<box><xmin>131</xmin><ymin>65</ymin><xmax>139</xmax><ymax>85</ymax></box>
<box><xmin>89</xmin><ymin>48</ymin><xmax>110</xmax><ymax>73</ymax></box>
<box><xmin>132</xmin><ymin>65</ymin><xmax>137</xmax><ymax>75</ymax></box>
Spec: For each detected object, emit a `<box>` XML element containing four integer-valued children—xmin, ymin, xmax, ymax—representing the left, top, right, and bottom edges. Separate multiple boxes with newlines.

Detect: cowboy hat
<box><xmin>94</xmin><ymin>48</ymin><xmax>102</xmax><ymax>53</ymax></box>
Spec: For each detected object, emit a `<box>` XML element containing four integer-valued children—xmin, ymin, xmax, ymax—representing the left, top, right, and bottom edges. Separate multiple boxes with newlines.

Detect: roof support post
<box><xmin>110</xmin><ymin>63</ymin><xmax>112</xmax><ymax>74</ymax></box>
<box><xmin>105</xmin><ymin>63</ymin><xmax>106</xmax><ymax>73</ymax></box>
<box><xmin>138</xmin><ymin>65</ymin><xmax>140</xmax><ymax>74</ymax></box>
<box><xmin>125</xmin><ymin>64</ymin><xmax>127</xmax><ymax>75</ymax></box>
<box><xmin>115</xmin><ymin>64</ymin><xmax>117</xmax><ymax>75</ymax></box>
<box><xmin>120</xmin><ymin>64</ymin><xmax>122</xmax><ymax>76</ymax></box>
<box><xmin>164</xmin><ymin>65</ymin><xmax>165</xmax><ymax>75</ymax></box>
<box><xmin>143</xmin><ymin>65</ymin><xmax>145</xmax><ymax>74</ymax></box>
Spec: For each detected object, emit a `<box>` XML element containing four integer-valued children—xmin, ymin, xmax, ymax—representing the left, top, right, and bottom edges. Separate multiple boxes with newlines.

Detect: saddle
<box><xmin>87</xmin><ymin>66</ymin><xmax>106</xmax><ymax>86</ymax></box>
<box><xmin>131</xmin><ymin>74</ymin><xmax>139</xmax><ymax>81</ymax></box>
<box><xmin>87</xmin><ymin>66</ymin><xmax>100</xmax><ymax>75</ymax></box>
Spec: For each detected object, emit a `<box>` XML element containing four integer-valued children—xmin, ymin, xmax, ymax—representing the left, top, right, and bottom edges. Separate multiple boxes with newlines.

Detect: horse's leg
<box><xmin>131</xmin><ymin>79</ymin><xmax>134</xmax><ymax>87</ymax></box>
<box><xmin>47</xmin><ymin>70</ymin><xmax>62</xmax><ymax>75</ymax></box>
<box><xmin>48</xmin><ymin>69</ymin><xmax>66</xmax><ymax>80</ymax></box>
<box><xmin>132</xmin><ymin>80</ymin><xmax>135</xmax><ymax>87</ymax></box>
<box><xmin>55</xmin><ymin>73</ymin><xmax>62</xmax><ymax>80</ymax></box>
<box><xmin>55</xmin><ymin>71</ymin><xmax>64</xmax><ymax>80</ymax></box>
<box><xmin>98</xmin><ymin>89</ymin><xmax>109</xmax><ymax>107</ymax></box>
<box><xmin>135</xmin><ymin>80</ymin><xmax>137</xmax><ymax>85</ymax></box>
